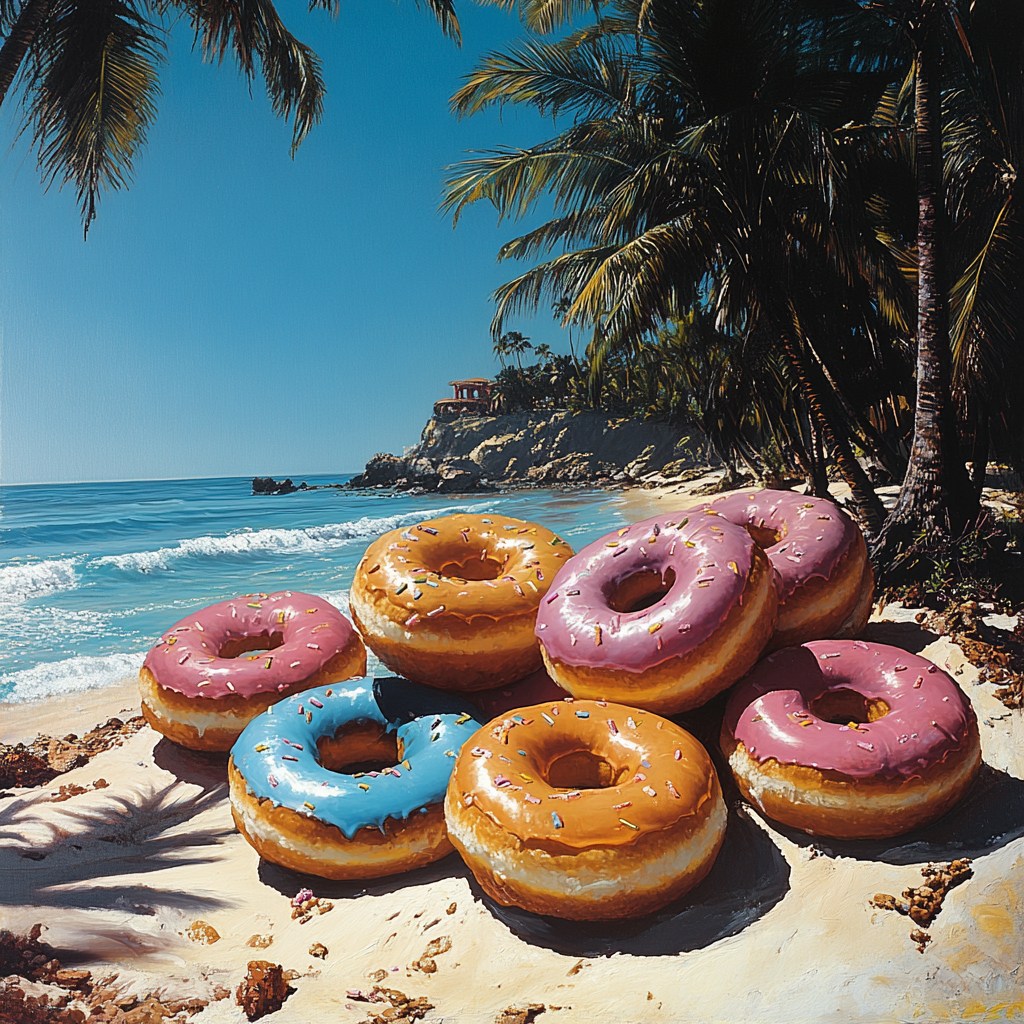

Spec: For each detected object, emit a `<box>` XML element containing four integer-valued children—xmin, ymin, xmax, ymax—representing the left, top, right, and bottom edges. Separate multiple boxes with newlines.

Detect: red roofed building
<box><xmin>433</xmin><ymin>379</ymin><xmax>493</xmax><ymax>419</ymax></box>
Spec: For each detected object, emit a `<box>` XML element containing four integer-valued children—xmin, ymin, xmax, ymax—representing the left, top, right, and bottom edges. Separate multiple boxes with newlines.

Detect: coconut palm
<box><xmin>0</xmin><ymin>0</ymin><xmax>460</xmax><ymax>236</ymax></box>
<box><xmin>864</xmin><ymin>0</ymin><xmax>978</xmax><ymax>560</ymax></box>
<box><xmin>444</xmin><ymin>0</ymin><xmax>909</xmax><ymax>530</ymax></box>
<box><xmin>945</xmin><ymin>1</ymin><xmax>1024</xmax><ymax>490</ymax></box>
<box><xmin>495</xmin><ymin>329</ymin><xmax>532</xmax><ymax>367</ymax></box>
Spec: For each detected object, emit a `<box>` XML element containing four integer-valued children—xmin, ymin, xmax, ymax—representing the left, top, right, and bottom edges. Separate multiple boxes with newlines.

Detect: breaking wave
<box><xmin>94</xmin><ymin>506</ymin><xmax>476</xmax><ymax>573</ymax></box>
<box><xmin>0</xmin><ymin>650</ymin><xmax>146</xmax><ymax>703</ymax></box>
<box><xmin>0</xmin><ymin>558</ymin><xmax>80</xmax><ymax>606</ymax></box>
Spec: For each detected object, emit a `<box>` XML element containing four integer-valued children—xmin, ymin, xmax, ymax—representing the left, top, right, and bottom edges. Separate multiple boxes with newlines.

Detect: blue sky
<box><xmin>0</xmin><ymin>2</ymin><xmax>568</xmax><ymax>484</ymax></box>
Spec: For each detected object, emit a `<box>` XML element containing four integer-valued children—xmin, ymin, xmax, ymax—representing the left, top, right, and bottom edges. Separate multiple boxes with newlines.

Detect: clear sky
<box><xmin>0</xmin><ymin>2</ymin><xmax>567</xmax><ymax>484</ymax></box>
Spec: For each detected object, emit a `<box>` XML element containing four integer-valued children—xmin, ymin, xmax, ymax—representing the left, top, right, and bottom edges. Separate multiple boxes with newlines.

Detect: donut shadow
<box><xmin>753</xmin><ymin>761</ymin><xmax>1024</xmax><ymax>865</ymax></box>
<box><xmin>256</xmin><ymin>848</ymin><xmax>472</xmax><ymax>900</ymax></box>
<box><xmin>152</xmin><ymin>737</ymin><xmax>230</xmax><ymax>795</ymax></box>
<box><xmin>472</xmin><ymin>801</ymin><xmax>790</xmax><ymax>957</ymax></box>
<box><xmin>862</xmin><ymin>620</ymin><xmax>940</xmax><ymax>653</ymax></box>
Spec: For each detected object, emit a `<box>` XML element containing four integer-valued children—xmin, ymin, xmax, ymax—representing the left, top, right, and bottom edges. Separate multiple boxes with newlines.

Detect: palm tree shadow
<box><xmin>257</xmin><ymin>849</ymin><xmax>472</xmax><ymax>900</ymax></box>
<box><xmin>755</xmin><ymin>762</ymin><xmax>1024</xmax><ymax>865</ymax></box>
<box><xmin>474</xmin><ymin>802</ymin><xmax>790</xmax><ymax>957</ymax></box>
<box><xmin>0</xmin><ymin>777</ymin><xmax>233</xmax><ymax>917</ymax></box>
<box><xmin>151</xmin><ymin>737</ymin><xmax>230</xmax><ymax>795</ymax></box>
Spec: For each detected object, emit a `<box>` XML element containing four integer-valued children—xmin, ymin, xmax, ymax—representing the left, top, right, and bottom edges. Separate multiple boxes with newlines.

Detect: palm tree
<box><xmin>492</xmin><ymin>333</ymin><xmax>511</xmax><ymax>366</ymax></box>
<box><xmin>532</xmin><ymin>342</ymin><xmax>553</xmax><ymax>364</ymax></box>
<box><xmin>945</xmin><ymin>1</ymin><xmax>1024</xmax><ymax>494</ymax></box>
<box><xmin>867</xmin><ymin>0</ymin><xmax>978</xmax><ymax>561</ymax></box>
<box><xmin>444</xmin><ymin>0</ymin><xmax>907</xmax><ymax>531</ymax></box>
<box><xmin>496</xmin><ymin>329</ymin><xmax>532</xmax><ymax>367</ymax></box>
<box><xmin>0</xmin><ymin>0</ymin><xmax>460</xmax><ymax>236</ymax></box>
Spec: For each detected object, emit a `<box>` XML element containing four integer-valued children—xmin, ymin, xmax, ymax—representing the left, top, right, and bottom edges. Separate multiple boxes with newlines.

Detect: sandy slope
<box><xmin>2</xmin><ymin>475</ymin><xmax>1022</xmax><ymax>1023</ymax></box>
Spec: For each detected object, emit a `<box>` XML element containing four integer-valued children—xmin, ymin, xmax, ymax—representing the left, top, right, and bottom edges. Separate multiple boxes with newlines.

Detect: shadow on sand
<box><xmin>472</xmin><ymin>801</ymin><xmax>789</xmax><ymax>957</ymax></box>
<box><xmin>0</xmin><ymin>782</ymin><xmax>232</xmax><ymax>953</ymax></box>
<box><xmin>757</xmin><ymin>761</ymin><xmax>1024</xmax><ymax>865</ymax></box>
<box><xmin>152</xmin><ymin>737</ymin><xmax>230</xmax><ymax>794</ymax></box>
<box><xmin>862</xmin><ymin>619</ymin><xmax>942</xmax><ymax>654</ymax></box>
<box><xmin>256</xmin><ymin>800</ymin><xmax>790</xmax><ymax>958</ymax></box>
<box><xmin>0</xmin><ymin>738</ymin><xmax>234</xmax><ymax>923</ymax></box>
<box><xmin>257</xmin><ymin>849</ymin><xmax>474</xmax><ymax>901</ymax></box>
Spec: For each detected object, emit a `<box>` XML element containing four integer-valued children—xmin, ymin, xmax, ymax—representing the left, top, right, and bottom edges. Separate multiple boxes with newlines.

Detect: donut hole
<box><xmin>810</xmin><ymin>688</ymin><xmax>891</xmax><ymax>726</ymax></box>
<box><xmin>316</xmin><ymin>725</ymin><xmax>403</xmax><ymax>776</ymax></box>
<box><xmin>607</xmin><ymin>567</ymin><xmax>677</xmax><ymax>614</ymax></box>
<box><xmin>438</xmin><ymin>556</ymin><xmax>504</xmax><ymax>581</ymax></box>
<box><xmin>544</xmin><ymin>749</ymin><xmax>629</xmax><ymax>790</ymax></box>
<box><xmin>219</xmin><ymin>632</ymin><xmax>285</xmax><ymax>660</ymax></box>
<box><xmin>746</xmin><ymin>525</ymin><xmax>783</xmax><ymax>549</ymax></box>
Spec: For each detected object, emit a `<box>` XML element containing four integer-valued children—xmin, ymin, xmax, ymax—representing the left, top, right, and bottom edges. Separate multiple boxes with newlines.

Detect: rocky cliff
<box><xmin>348</xmin><ymin>411</ymin><xmax>713</xmax><ymax>492</ymax></box>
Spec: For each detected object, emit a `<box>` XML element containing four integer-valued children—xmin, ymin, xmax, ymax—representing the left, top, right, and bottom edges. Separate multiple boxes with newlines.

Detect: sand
<box><xmin>2</xmin><ymin>475</ymin><xmax>1023</xmax><ymax>1023</ymax></box>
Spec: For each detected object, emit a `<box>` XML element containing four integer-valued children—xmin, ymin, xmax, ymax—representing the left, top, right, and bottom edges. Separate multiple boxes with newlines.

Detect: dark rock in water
<box><xmin>251</xmin><ymin>477</ymin><xmax>299</xmax><ymax>495</ymax></box>
<box><xmin>347</xmin><ymin>453</ymin><xmax>406</xmax><ymax>489</ymax></box>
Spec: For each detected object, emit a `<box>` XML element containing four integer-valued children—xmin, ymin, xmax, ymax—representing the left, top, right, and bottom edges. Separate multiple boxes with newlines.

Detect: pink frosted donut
<box><xmin>688</xmin><ymin>489</ymin><xmax>873</xmax><ymax>649</ymax></box>
<box><xmin>721</xmin><ymin>640</ymin><xmax>981</xmax><ymax>838</ymax></box>
<box><xmin>535</xmin><ymin>512</ymin><xmax>778</xmax><ymax>714</ymax></box>
<box><xmin>139</xmin><ymin>591</ymin><xmax>367</xmax><ymax>751</ymax></box>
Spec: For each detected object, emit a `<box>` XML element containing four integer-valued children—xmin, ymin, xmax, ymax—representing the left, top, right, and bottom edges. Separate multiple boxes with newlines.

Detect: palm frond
<box><xmin>24</xmin><ymin>0</ymin><xmax>163</xmax><ymax>236</ymax></box>
<box><xmin>442</xmin><ymin>143</ymin><xmax>634</xmax><ymax>225</ymax></box>
<box><xmin>180</xmin><ymin>0</ymin><xmax>326</xmax><ymax>153</ymax></box>
<box><xmin>451</xmin><ymin>37</ymin><xmax>631</xmax><ymax>120</ymax></box>
<box><xmin>519</xmin><ymin>0</ymin><xmax>604</xmax><ymax>35</ymax></box>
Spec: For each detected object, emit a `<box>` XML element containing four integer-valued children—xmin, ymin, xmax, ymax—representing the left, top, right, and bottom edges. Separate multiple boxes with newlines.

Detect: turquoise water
<box><xmin>0</xmin><ymin>476</ymin><xmax>630</xmax><ymax>702</ymax></box>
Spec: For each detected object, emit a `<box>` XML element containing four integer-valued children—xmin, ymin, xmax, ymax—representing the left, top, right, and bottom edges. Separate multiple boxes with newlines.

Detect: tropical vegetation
<box><xmin>444</xmin><ymin>0</ymin><xmax>1024</xmax><ymax>584</ymax></box>
<box><xmin>0</xmin><ymin>0</ymin><xmax>460</xmax><ymax>235</ymax></box>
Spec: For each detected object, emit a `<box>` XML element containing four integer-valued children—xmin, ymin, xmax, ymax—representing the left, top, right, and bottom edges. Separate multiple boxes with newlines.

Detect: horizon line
<box><xmin>0</xmin><ymin>471</ymin><xmax>360</xmax><ymax>488</ymax></box>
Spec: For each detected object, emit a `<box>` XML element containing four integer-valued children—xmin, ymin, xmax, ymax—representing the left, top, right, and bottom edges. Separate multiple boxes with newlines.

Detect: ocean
<box><xmin>0</xmin><ymin>476</ymin><xmax>631</xmax><ymax>703</ymax></box>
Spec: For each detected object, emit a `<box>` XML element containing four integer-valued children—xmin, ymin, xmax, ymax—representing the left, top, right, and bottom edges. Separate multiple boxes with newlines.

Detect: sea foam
<box><xmin>0</xmin><ymin>558</ymin><xmax>79</xmax><ymax>606</ymax></box>
<box><xmin>94</xmin><ymin>505</ymin><xmax>479</xmax><ymax>573</ymax></box>
<box><xmin>0</xmin><ymin>650</ymin><xmax>146</xmax><ymax>703</ymax></box>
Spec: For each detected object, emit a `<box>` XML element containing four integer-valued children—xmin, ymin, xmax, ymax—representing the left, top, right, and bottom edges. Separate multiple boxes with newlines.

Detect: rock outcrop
<box><xmin>348</xmin><ymin>411</ymin><xmax>712</xmax><ymax>492</ymax></box>
<box><xmin>251</xmin><ymin>477</ymin><xmax>307</xmax><ymax>495</ymax></box>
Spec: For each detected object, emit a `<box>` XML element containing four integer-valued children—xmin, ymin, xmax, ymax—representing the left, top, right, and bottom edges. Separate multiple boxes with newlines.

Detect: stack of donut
<box><xmin>140</xmin><ymin>492</ymin><xmax>982</xmax><ymax>922</ymax></box>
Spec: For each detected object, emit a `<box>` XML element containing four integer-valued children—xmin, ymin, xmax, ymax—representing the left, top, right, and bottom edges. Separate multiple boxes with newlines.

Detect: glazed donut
<box><xmin>535</xmin><ymin>512</ymin><xmax>777</xmax><ymax>714</ymax></box>
<box><xmin>349</xmin><ymin>513</ymin><xmax>573</xmax><ymax>691</ymax></box>
<box><xmin>689</xmin><ymin>490</ymin><xmax>873</xmax><ymax>649</ymax></box>
<box><xmin>720</xmin><ymin>640</ymin><xmax>981</xmax><ymax>839</ymax></box>
<box><xmin>445</xmin><ymin>699</ymin><xmax>726</xmax><ymax>919</ymax></box>
<box><xmin>139</xmin><ymin>591</ymin><xmax>366</xmax><ymax>751</ymax></box>
<box><xmin>229</xmin><ymin>677</ymin><xmax>482</xmax><ymax>878</ymax></box>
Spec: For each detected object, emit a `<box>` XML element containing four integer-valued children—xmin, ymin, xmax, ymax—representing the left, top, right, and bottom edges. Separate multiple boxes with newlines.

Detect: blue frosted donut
<box><xmin>228</xmin><ymin>676</ymin><xmax>483</xmax><ymax>878</ymax></box>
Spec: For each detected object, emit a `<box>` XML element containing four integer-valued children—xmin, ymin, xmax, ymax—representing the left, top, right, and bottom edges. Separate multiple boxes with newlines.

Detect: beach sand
<box><xmin>2</xmin><ymin>480</ymin><xmax>1023</xmax><ymax>1023</ymax></box>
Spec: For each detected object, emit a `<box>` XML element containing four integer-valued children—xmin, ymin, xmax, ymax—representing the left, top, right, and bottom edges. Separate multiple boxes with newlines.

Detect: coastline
<box><xmin>2</xmin><ymin>476</ymin><xmax>1023</xmax><ymax>1023</ymax></box>
<box><xmin>0</xmin><ymin>677</ymin><xmax>141</xmax><ymax>747</ymax></box>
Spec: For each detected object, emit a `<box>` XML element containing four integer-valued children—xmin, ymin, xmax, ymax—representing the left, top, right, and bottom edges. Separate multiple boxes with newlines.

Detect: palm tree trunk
<box><xmin>0</xmin><ymin>0</ymin><xmax>52</xmax><ymax>109</ymax></box>
<box><xmin>874</xmin><ymin>11</ymin><xmax>976</xmax><ymax>559</ymax></box>
<box><xmin>780</xmin><ymin>333</ymin><xmax>887</xmax><ymax>535</ymax></box>
<box><xmin>780</xmin><ymin>420</ymin><xmax>818</xmax><ymax>493</ymax></box>
<box><xmin>969</xmin><ymin>409</ymin><xmax>989</xmax><ymax>507</ymax></box>
<box><xmin>806</xmin><ymin>411</ymin><xmax>830</xmax><ymax>496</ymax></box>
